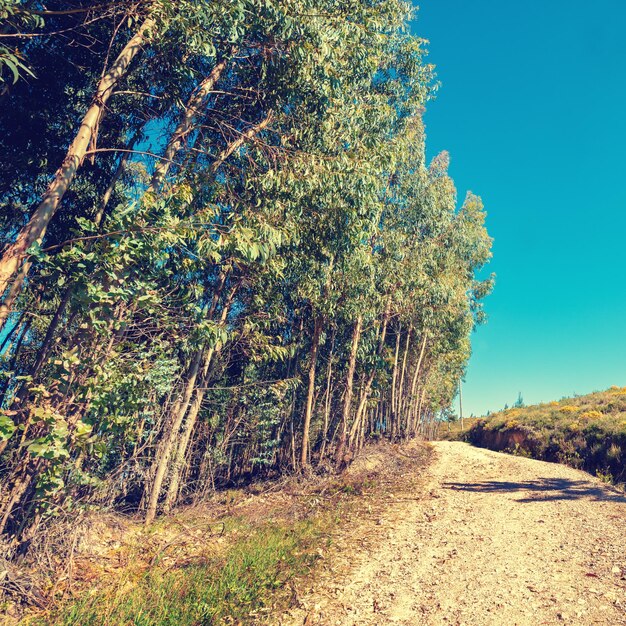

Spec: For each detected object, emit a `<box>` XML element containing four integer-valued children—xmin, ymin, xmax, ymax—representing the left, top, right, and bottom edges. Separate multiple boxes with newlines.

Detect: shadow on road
<box><xmin>443</xmin><ymin>478</ymin><xmax>626</xmax><ymax>504</ymax></box>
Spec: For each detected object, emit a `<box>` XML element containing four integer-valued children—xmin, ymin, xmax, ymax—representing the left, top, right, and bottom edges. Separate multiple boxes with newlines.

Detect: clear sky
<box><xmin>414</xmin><ymin>0</ymin><xmax>626</xmax><ymax>416</ymax></box>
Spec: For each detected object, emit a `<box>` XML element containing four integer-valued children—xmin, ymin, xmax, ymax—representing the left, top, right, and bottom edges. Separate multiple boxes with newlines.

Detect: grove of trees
<box><xmin>0</xmin><ymin>0</ymin><xmax>493</xmax><ymax>549</ymax></box>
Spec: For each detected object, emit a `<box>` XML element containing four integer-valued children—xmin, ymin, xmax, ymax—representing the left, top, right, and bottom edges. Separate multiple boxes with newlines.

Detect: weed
<box><xmin>596</xmin><ymin>468</ymin><xmax>614</xmax><ymax>484</ymax></box>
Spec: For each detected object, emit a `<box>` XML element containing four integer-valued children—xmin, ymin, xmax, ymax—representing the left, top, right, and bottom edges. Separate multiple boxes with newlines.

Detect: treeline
<box><xmin>0</xmin><ymin>0</ymin><xmax>492</xmax><ymax>546</ymax></box>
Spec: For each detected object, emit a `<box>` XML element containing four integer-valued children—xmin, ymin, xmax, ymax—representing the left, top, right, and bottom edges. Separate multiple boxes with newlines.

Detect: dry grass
<box><xmin>2</xmin><ymin>439</ymin><xmax>432</xmax><ymax>625</ymax></box>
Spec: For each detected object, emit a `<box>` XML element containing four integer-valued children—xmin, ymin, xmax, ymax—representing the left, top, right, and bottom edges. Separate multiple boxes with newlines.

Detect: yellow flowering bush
<box><xmin>580</xmin><ymin>410</ymin><xmax>602</xmax><ymax>419</ymax></box>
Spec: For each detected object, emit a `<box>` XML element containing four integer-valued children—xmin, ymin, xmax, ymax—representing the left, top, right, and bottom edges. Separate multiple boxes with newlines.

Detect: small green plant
<box><xmin>510</xmin><ymin>443</ymin><xmax>532</xmax><ymax>458</ymax></box>
<box><xmin>596</xmin><ymin>468</ymin><xmax>614</xmax><ymax>484</ymax></box>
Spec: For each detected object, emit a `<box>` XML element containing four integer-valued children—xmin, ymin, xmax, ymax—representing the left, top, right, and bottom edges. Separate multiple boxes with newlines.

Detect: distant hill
<box><xmin>465</xmin><ymin>387</ymin><xmax>626</xmax><ymax>486</ymax></box>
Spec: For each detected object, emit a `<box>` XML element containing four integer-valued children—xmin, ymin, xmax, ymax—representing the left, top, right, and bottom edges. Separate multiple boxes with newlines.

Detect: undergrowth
<box><xmin>11</xmin><ymin>440</ymin><xmax>431</xmax><ymax>626</ymax></box>
<box><xmin>36</xmin><ymin>518</ymin><xmax>326</xmax><ymax>626</ymax></box>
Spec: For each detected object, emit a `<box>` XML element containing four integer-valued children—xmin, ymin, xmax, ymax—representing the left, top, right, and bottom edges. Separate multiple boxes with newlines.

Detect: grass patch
<box><xmin>32</xmin><ymin>518</ymin><xmax>327</xmax><ymax>626</ymax></box>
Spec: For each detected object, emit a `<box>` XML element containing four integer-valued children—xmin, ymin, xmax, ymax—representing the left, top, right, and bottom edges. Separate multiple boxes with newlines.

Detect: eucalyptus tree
<box><xmin>0</xmin><ymin>0</ymin><xmax>493</xmax><ymax>545</ymax></box>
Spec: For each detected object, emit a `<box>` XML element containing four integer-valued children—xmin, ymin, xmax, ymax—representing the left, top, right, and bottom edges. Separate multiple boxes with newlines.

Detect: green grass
<box><xmin>17</xmin><ymin>441</ymin><xmax>430</xmax><ymax>626</ymax></box>
<box><xmin>35</xmin><ymin>518</ymin><xmax>326</xmax><ymax>626</ymax></box>
<box><xmin>466</xmin><ymin>387</ymin><xmax>626</xmax><ymax>486</ymax></box>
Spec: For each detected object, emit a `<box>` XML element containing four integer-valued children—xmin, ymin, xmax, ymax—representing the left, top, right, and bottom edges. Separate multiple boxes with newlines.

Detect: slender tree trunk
<box><xmin>23</xmin><ymin>129</ymin><xmax>141</xmax><ymax>375</ymax></box>
<box><xmin>318</xmin><ymin>328</ymin><xmax>336</xmax><ymax>463</ymax></box>
<box><xmin>208</xmin><ymin>113</ymin><xmax>273</xmax><ymax>176</ymax></box>
<box><xmin>0</xmin><ymin>17</ymin><xmax>156</xmax><ymax>303</ymax></box>
<box><xmin>408</xmin><ymin>333</ymin><xmax>428</xmax><ymax>436</ymax></box>
<box><xmin>417</xmin><ymin>384</ymin><xmax>427</xmax><ymax>436</ymax></box>
<box><xmin>290</xmin><ymin>408</ymin><xmax>297</xmax><ymax>471</ymax></box>
<box><xmin>161</xmin><ymin>383</ymin><xmax>204</xmax><ymax>513</ymax></box>
<box><xmin>146</xmin><ymin>58</ymin><xmax>229</xmax><ymax>195</ymax></box>
<box><xmin>349</xmin><ymin>297</ymin><xmax>392</xmax><ymax>445</ymax></box>
<box><xmin>0</xmin><ymin>459</ymin><xmax>40</xmax><ymax>535</ymax></box>
<box><xmin>300</xmin><ymin>317</ymin><xmax>322</xmax><ymax>469</ymax></box>
<box><xmin>144</xmin><ymin>349</ymin><xmax>204</xmax><ymax>525</ymax></box>
<box><xmin>162</xmin><ymin>282</ymin><xmax>237</xmax><ymax>513</ymax></box>
<box><xmin>336</xmin><ymin>315</ymin><xmax>362</xmax><ymax>464</ymax></box>
<box><xmin>358</xmin><ymin>404</ymin><xmax>367</xmax><ymax>450</ymax></box>
<box><xmin>459</xmin><ymin>379</ymin><xmax>464</xmax><ymax>432</ymax></box>
<box><xmin>94</xmin><ymin>128</ymin><xmax>142</xmax><ymax>226</ymax></box>
<box><xmin>348</xmin><ymin>373</ymin><xmax>367</xmax><ymax>448</ymax></box>
<box><xmin>390</xmin><ymin>325</ymin><xmax>401</xmax><ymax>440</ymax></box>
<box><xmin>0</xmin><ymin>261</ymin><xmax>32</xmax><ymax>333</ymax></box>
<box><xmin>29</xmin><ymin>289</ymin><xmax>72</xmax><ymax>380</ymax></box>
<box><xmin>397</xmin><ymin>326</ymin><xmax>411</xmax><ymax>437</ymax></box>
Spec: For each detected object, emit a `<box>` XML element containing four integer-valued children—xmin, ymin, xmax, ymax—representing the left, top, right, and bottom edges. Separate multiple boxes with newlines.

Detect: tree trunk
<box><xmin>348</xmin><ymin>297</ymin><xmax>391</xmax><ymax>446</ymax></box>
<box><xmin>0</xmin><ymin>17</ymin><xmax>156</xmax><ymax>301</ymax></box>
<box><xmin>162</xmin><ymin>281</ymin><xmax>237</xmax><ymax>513</ymax></box>
<box><xmin>147</xmin><ymin>58</ymin><xmax>229</xmax><ymax>194</ymax></box>
<box><xmin>300</xmin><ymin>317</ymin><xmax>322</xmax><ymax>469</ymax></box>
<box><xmin>416</xmin><ymin>383</ymin><xmax>427</xmax><ymax>436</ymax></box>
<box><xmin>208</xmin><ymin>113</ymin><xmax>273</xmax><ymax>176</ymax></box>
<box><xmin>459</xmin><ymin>379</ymin><xmax>464</xmax><ymax>432</ymax></box>
<box><xmin>0</xmin><ymin>261</ymin><xmax>32</xmax><ymax>333</ymax></box>
<box><xmin>397</xmin><ymin>326</ymin><xmax>411</xmax><ymax>437</ymax></box>
<box><xmin>408</xmin><ymin>333</ymin><xmax>428</xmax><ymax>436</ymax></box>
<box><xmin>336</xmin><ymin>315</ymin><xmax>362</xmax><ymax>465</ymax></box>
<box><xmin>94</xmin><ymin>127</ymin><xmax>142</xmax><ymax>226</ymax></box>
<box><xmin>390</xmin><ymin>325</ymin><xmax>401</xmax><ymax>440</ymax></box>
<box><xmin>318</xmin><ymin>328</ymin><xmax>336</xmax><ymax>463</ymax></box>
<box><xmin>144</xmin><ymin>348</ymin><xmax>203</xmax><ymax>525</ymax></box>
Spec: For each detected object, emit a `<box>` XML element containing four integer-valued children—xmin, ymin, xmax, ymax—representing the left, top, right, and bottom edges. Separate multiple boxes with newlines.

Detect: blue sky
<box><xmin>414</xmin><ymin>0</ymin><xmax>626</xmax><ymax>415</ymax></box>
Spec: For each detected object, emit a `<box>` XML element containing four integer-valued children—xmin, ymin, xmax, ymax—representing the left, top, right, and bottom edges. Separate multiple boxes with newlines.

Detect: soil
<box><xmin>280</xmin><ymin>441</ymin><xmax>626</xmax><ymax>626</ymax></box>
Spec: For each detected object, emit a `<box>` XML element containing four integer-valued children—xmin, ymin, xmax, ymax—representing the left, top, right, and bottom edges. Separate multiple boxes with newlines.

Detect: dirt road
<box><xmin>281</xmin><ymin>441</ymin><xmax>626</xmax><ymax>625</ymax></box>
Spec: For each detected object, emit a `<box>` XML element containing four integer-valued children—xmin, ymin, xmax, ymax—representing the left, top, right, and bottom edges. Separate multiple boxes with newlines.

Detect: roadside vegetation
<box><xmin>5</xmin><ymin>441</ymin><xmax>431</xmax><ymax>625</ymax></box>
<box><xmin>466</xmin><ymin>387</ymin><xmax>626</xmax><ymax>486</ymax></box>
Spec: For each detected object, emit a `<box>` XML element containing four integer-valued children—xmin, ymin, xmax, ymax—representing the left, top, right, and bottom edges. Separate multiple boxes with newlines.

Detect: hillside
<box><xmin>466</xmin><ymin>387</ymin><xmax>626</xmax><ymax>486</ymax></box>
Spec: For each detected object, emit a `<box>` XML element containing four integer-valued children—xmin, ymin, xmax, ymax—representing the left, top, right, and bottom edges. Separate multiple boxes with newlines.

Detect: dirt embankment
<box><xmin>281</xmin><ymin>441</ymin><xmax>626</xmax><ymax>626</ymax></box>
<box><xmin>466</xmin><ymin>419</ymin><xmax>626</xmax><ymax>485</ymax></box>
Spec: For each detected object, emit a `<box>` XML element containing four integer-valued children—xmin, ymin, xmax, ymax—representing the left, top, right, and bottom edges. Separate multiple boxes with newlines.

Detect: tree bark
<box><xmin>300</xmin><ymin>317</ymin><xmax>322</xmax><ymax>469</ymax></box>
<box><xmin>0</xmin><ymin>17</ymin><xmax>156</xmax><ymax>300</ymax></box>
<box><xmin>144</xmin><ymin>348</ymin><xmax>203</xmax><ymax>525</ymax></box>
<box><xmin>408</xmin><ymin>332</ymin><xmax>428</xmax><ymax>436</ymax></box>
<box><xmin>348</xmin><ymin>297</ymin><xmax>391</xmax><ymax>446</ymax></box>
<box><xmin>318</xmin><ymin>328</ymin><xmax>335</xmax><ymax>463</ymax></box>
<box><xmin>397</xmin><ymin>326</ymin><xmax>411</xmax><ymax>437</ymax></box>
<box><xmin>162</xmin><ymin>281</ymin><xmax>237</xmax><ymax>512</ymax></box>
<box><xmin>146</xmin><ymin>58</ymin><xmax>229</xmax><ymax>195</ymax></box>
<box><xmin>389</xmin><ymin>324</ymin><xmax>401</xmax><ymax>440</ymax></box>
<box><xmin>335</xmin><ymin>315</ymin><xmax>362</xmax><ymax>465</ymax></box>
<box><xmin>0</xmin><ymin>261</ymin><xmax>32</xmax><ymax>332</ymax></box>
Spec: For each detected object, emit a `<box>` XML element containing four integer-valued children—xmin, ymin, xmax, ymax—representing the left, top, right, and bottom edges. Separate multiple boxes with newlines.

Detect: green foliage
<box><xmin>41</xmin><ymin>520</ymin><xmax>323</xmax><ymax>626</ymax></box>
<box><xmin>0</xmin><ymin>1</ymin><xmax>42</xmax><ymax>84</ymax></box>
<box><xmin>0</xmin><ymin>0</ymin><xmax>492</xmax><ymax>544</ymax></box>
